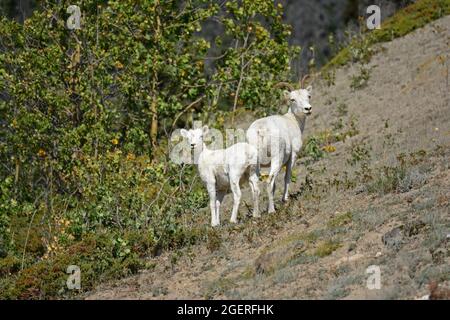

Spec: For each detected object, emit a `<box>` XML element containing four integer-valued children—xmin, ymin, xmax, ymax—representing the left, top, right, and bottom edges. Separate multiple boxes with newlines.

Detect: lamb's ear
<box><xmin>202</xmin><ymin>125</ymin><xmax>209</xmax><ymax>135</ymax></box>
<box><xmin>306</xmin><ymin>85</ymin><xmax>313</xmax><ymax>95</ymax></box>
<box><xmin>180</xmin><ymin>129</ymin><xmax>189</xmax><ymax>138</ymax></box>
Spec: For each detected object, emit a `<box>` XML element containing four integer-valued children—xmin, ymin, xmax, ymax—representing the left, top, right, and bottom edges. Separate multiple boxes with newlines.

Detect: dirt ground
<box><xmin>84</xmin><ymin>15</ymin><xmax>450</xmax><ymax>300</ymax></box>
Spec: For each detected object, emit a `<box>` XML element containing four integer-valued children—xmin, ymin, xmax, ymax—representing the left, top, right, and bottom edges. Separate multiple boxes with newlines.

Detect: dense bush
<box><xmin>0</xmin><ymin>0</ymin><xmax>298</xmax><ymax>298</ymax></box>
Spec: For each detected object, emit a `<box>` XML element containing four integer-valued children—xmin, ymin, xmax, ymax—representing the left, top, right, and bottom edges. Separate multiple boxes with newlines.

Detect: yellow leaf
<box><xmin>322</xmin><ymin>145</ymin><xmax>336</xmax><ymax>153</ymax></box>
<box><xmin>37</xmin><ymin>148</ymin><xmax>47</xmax><ymax>158</ymax></box>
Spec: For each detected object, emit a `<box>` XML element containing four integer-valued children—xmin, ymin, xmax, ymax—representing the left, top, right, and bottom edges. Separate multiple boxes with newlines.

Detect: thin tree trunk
<box><xmin>231</xmin><ymin>33</ymin><xmax>250</xmax><ymax>124</ymax></box>
<box><xmin>14</xmin><ymin>158</ymin><xmax>20</xmax><ymax>196</ymax></box>
<box><xmin>150</xmin><ymin>1</ymin><xmax>161</xmax><ymax>149</ymax></box>
<box><xmin>150</xmin><ymin>86</ymin><xmax>158</xmax><ymax>149</ymax></box>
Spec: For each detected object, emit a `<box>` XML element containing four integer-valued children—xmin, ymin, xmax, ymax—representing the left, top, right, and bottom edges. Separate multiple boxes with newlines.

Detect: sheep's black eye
<box><xmin>290</xmin><ymin>99</ymin><xmax>295</xmax><ymax>102</ymax></box>
<box><xmin>308</xmin><ymin>95</ymin><xmax>311</xmax><ymax>99</ymax></box>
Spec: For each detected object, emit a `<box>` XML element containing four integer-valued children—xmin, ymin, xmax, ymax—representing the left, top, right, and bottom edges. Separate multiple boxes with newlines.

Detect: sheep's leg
<box><xmin>229</xmin><ymin>180</ymin><xmax>242</xmax><ymax>224</ymax></box>
<box><xmin>249</xmin><ymin>169</ymin><xmax>260</xmax><ymax>218</ymax></box>
<box><xmin>267</xmin><ymin>164</ymin><xmax>281</xmax><ymax>214</ymax></box>
<box><xmin>283</xmin><ymin>154</ymin><xmax>296</xmax><ymax>202</ymax></box>
<box><xmin>215</xmin><ymin>191</ymin><xmax>226</xmax><ymax>226</ymax></box>
<box><xmin>207</xmin><ymin>183</ymin><xmax>218</xmax><ymax>227</ymax></box>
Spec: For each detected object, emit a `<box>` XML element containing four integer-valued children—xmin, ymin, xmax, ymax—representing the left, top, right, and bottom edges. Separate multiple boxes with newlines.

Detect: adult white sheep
<box><xmin>246</xmin><ymin>76</ymin><xmax>313</xmax><ymax>213</ymax></box>
<box><xmin>181</xmin><ymin>125</ymin><xmax>260</xmax><ymax>227</ymax></box>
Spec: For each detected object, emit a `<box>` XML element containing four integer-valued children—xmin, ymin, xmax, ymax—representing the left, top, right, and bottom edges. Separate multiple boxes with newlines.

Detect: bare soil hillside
<box><xmin>85</xmin><ymin>15</ymin><xmax>450</xmax><ymax>300</ymax></box>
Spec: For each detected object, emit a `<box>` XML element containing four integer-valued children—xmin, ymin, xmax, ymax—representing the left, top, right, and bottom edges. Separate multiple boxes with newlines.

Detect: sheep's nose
<box><xmin>305</xmin><ymin>106</ymin><xmax>312</xmax><ymax>111</ymax></box>
<box><xmin>190</xmin><ymin>143</ymin><xmax>196</xmax><ymax>148</ymax></box>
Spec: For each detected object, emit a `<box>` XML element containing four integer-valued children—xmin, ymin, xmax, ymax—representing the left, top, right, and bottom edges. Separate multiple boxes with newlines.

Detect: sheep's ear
<box><xmin>306</xmin><ymin>85</ymin><xmax>313</xmax><ymax>95</ymax></box>
<box><xmin>180</xmin><ymin>129</ymin><xmax>189</xmax><ymax>138</ymax></box>
<box><xmin>202</xmin><ymin>125</ymin><xmax>209</xmax><ymax>135</ymax></box>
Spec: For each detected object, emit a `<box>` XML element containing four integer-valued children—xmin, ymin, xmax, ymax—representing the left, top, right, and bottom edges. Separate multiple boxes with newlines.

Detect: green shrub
<box><xmin>350</xmin><ymin>66</ymin><xmax>372</xmax><ymax>90</ymax></box>
<box><xmin>302</xmin><ymin>137</ymin><xmax>325</xmax><ymax>161</ymax></box>
<box><xmin>327</xmin><ymin>212</ymin><xmax>353</xmax><ymax>228</ymax></box>
<box><xmin>315</xmin><ymin>240</ymin><xmax>342</xmax><ymax>258</ymax></box>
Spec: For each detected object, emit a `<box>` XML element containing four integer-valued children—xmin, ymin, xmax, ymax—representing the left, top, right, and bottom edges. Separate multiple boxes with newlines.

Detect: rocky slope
<box><xmin>85</xmin><ymin>15</ymin><xmax>450</xmax><ymax>300</ymax></box>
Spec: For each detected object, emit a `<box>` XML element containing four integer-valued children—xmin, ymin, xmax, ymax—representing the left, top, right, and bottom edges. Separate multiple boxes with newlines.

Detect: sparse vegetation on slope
<box><xmin>323</xmin><ymin>0</ymin><xmax>450</xmax><ymax>72</ymax></box>
<box><xmin>86</xmin><ymin>12</ymin><xmax>450</xmax><ymax>300</ymax></box>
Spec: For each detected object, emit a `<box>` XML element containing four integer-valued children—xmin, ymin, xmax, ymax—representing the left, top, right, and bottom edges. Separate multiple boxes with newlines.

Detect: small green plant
<box><xmin>334</xmin><ymin>115</ymin><xmax>359</xmax><ymax>142</ymax></box>
<box><xmin>206</xmin><ymin>228</ymin><xmax>222</xmax><ymax>252</ymax></box>
<box><xmin>366</xmin><ymin>150</ymin><xmax>430</xmax><ymax>195</ymax></box>
<box><xmin>326</xmin><ymin>171</ymin><xmax>357</xmax><ymax>192</ymax></box>
<box><xmin>315</xmin><ymin>240</ymin><xmax>342</xmax><ymax>257</ymax></box>
<box><xmin>349</xmin><ymin>35</ymin><xmax>375</xmax><ymax>64</ymax></box>
<box><xmin>327</xmin><ymin>212</ymin><xmax>353</xmax><ymax>228</ymax></box>
<box><xmin>290</xmin><ymin>169</ymin><xmax>298</xmax><ymax>183</ymax></box>
<box><xmin>302</xmin><ymin>136</ymin><xmax>325</xmax><ymax>161</ymax></box>
<box><xmin>347</xmin><ymin>142</ymin><xmax>371</xmax><ymax>166</ymax></box>
<box><xmin>368</xmin><ymin>165</ymin><xmax>407</xmax><ymax>194</ymax></box>
<box><xmin>332</xmin><ymin>118</ymin><xmax>344</xmax><ymax>131</ymax></box>
<box><xmin>383</xmin><ymin>133</ymin><xmax>396</xmax><ymax>148</ymax></box>
<box><xmin>350</xmin><ymin>66</ymin><xmax>371</xmax><ymax>90</ymax></box>
<box><xmin>112</xmin><ymin>237</ymin><xmax>131</xmax><ymax>258</ymax></box>
<box><xmin>322</xmin><ymin>68</ymin><xmax>336</xmax><ymax>87</ymax></box>
<box><xmin>336</xmin><ymin>102</ymin><xmax>348</xmax><ymax>117</ymax></box>
<box><xmin>355</xmin><ymin>162</ymin><xmax>374</xmax><ymax>183</ymax></box>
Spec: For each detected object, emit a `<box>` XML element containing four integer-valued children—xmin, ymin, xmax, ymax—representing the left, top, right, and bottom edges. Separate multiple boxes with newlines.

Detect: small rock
<box><xmin>375</xmin><ymin>251</ymin><xmax>382</xmax><ymax>257</ymax></box>
<box><xmin>429</xmin><ymin>282</ymin><xmax>450</xmax><ymax>300</ymax></box>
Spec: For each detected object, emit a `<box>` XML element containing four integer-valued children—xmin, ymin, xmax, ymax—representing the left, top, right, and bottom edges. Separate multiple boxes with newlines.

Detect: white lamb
<box><xmin>181</xmin><ymin>126</ymin><xmax>260</xmax><ymax>227</ymax></box>
<box><xmin>246</xmin><ymin>77</ymin><xmax>313</xmax><ymax>213</ymax></box>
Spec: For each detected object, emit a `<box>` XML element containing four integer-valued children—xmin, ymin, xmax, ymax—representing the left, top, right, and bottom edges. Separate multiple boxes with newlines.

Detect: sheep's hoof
<box><xmin>211</xmin><ymin>222</ymin><xmax>220</xmax><ymax>227</ymax></box>
<box><xmin>230</xmin><ymin>219</ymin><xmax>238</xmax><ymax>224</ymax></box>
<box><xmin>268</xmin><ymin>208</ymin><xmax>276</xmax><ymax>214</ymax></box>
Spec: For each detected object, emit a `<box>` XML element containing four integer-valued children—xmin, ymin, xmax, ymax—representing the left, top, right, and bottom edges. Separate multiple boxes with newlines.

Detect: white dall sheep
<box><xmin>246</xmin><ymin>76</ymin><xmax>313</xmax><ymax>213</ymax></box>
<box><xmin>181</xmin><ymin>125</ymin><xmax>260</xmax><ymax>227</ymax></box>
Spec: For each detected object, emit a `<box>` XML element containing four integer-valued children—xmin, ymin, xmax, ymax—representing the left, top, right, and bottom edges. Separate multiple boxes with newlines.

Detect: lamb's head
<box><xmin>285</xmin><ymin>86</ymin><xmax>313</xmax><ymax>116</ymax></box>
<box><xmin>180</xmin><ymin>125</ymin><xmax>209</xmax><ymax>150</ymax></box>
